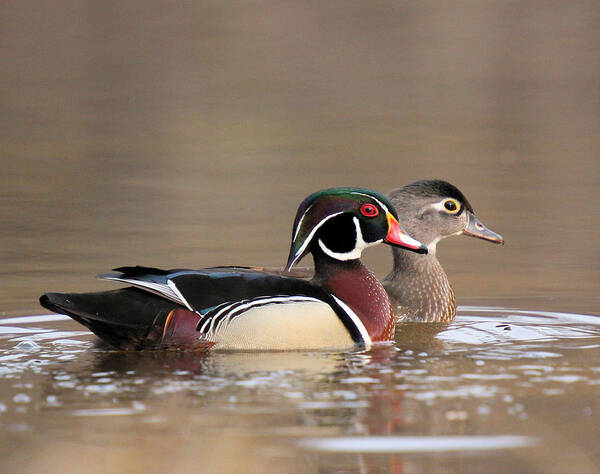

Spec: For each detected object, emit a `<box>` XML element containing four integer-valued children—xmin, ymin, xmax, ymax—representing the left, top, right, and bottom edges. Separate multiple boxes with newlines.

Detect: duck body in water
<box><xmin>40</xmin><ymin>188</ymin><xmax>428</xmax><ymax>351</ymax></box>
<box><xmin>240</xmin><ymin>181</ymin><xmax>503</xmax><ymax>324</ymax></box>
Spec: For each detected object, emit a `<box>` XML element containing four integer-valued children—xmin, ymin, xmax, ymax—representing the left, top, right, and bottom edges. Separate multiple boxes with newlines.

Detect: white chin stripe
<box><xmin>427</xmin><ymin>236</ymin><xmax>441</xmax><ymax>255</ymax></box>
<box><xmin>318</xmin><ymin>217</ymin><xmax>381</xmax><ymax>261</ymax></box>
<box><xmin>318</xmin><ymin>238</ymin><xmax>363</xmax><ymax>261</ymax></box>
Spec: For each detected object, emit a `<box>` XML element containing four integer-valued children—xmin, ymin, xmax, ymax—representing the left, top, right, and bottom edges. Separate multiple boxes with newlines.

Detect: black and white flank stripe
<box><xmin>197</xmin><ymin>295</ymin><xmax>325</xmax><ymax>336</ymax></box>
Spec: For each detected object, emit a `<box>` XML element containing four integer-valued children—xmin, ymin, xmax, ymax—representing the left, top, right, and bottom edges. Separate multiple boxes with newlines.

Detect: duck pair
<box><xmin>40</xmin><ymin>181</ymin><xmax>502</xmax><ymax>351</ymax></box>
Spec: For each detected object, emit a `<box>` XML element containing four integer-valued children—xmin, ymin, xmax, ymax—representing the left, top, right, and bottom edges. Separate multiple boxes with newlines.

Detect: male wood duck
<box><xmin>382</xmin><ymin>180</ymin><xmax>503</xmax><ymax>323</ymax></box>
<box><xmin>40</xmin><ymin>188</ymin><xmax>427</xmax><ymax>351</ymax></box>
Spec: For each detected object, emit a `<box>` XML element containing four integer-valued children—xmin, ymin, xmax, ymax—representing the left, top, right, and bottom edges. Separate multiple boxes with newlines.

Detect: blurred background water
<box><xmin>1</xmin><ymin>1</ymin><xmax>599</xmax><ymax>472</ymax></box>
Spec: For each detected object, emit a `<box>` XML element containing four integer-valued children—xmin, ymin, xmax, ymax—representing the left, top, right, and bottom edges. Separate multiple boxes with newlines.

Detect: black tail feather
<box><xmin>40</xmin><ymin>288</ymin><xmax>180</xmax><ymax>349</ymax></box>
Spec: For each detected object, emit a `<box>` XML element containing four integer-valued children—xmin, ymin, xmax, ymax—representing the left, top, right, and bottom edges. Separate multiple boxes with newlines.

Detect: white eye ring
<box><xmin>430</xmin><ymin>199</ymin><xmax>461</xmax><ymax>215</ymax></box>
<box><xmin>443</xmin><ymin>198</ymin><xmax>460</xmax><ymax>213</ymax></box>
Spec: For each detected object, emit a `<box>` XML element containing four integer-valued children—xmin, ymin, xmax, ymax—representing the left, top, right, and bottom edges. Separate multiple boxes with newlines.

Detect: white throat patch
<box><xmin>318</xmin><ymin>216</ymin><xmax>382</xmax><ymax>261</ymax></box>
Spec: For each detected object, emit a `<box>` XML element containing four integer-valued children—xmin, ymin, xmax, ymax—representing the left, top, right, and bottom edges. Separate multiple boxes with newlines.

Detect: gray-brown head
<box><xmin>388</xmin><ymin>179</ymin><xmax>503</xmax><ymax>255</ymax></box>
<box><xmin>384</xmin><ymin>180</ymin><xmax>503</xmax><ymax>323</ymax></box>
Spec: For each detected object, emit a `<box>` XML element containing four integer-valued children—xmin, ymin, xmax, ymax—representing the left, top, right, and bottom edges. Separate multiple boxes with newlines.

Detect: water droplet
<box><xmin>46</xmin><ymin>395</ymin><xmax>61</xmax><ymax>406</ymax></box>
<box><xmin>13</xmin><ymin>393</ymin><xmax>31</xmax><ymax>403</ymax></box>
<box><xmin>14</xmin><ymin>340</ymin><xmax>40</xmax><ymax>352</ymax></box>
<box><xmin>132</xmin><ymin>401</ymin><xmax>146</xmax><ymax>412</ymax></box>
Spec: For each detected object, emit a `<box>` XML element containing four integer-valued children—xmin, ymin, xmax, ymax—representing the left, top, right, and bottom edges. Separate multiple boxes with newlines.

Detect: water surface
<box><xmin>1</xmin><ymin>308</ymin><xmax>599</xmax><ymax>473</ymax></box>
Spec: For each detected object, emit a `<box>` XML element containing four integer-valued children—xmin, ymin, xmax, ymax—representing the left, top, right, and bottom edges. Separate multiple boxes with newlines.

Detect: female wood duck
<box><xmin>40</xmin><ymin>188</ymin><xmax>427</xmax><ymax>351</ymax></box>
<box><xmin>382</xmin><ymin>180</ymin><xmax>503</xmax><ymax>323</ymax></box>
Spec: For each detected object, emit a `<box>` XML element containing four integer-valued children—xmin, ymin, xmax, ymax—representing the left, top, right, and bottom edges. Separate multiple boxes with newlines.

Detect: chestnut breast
<box><xmin>322</xmin><ymin>264</ymin><xmax>394</xmax><ymax>342</ymax></box>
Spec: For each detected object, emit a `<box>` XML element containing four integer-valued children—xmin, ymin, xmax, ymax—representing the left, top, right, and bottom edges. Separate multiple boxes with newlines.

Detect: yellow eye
<box><xmin>442</xmin><ymin>199</ymin><xmax>460</xmax><ymax>214</ymax></box>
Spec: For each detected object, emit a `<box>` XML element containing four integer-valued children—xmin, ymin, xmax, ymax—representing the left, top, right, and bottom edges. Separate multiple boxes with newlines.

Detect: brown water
<box><xmin>1</xmin><ymin>1</ymin><xmax>599</xmax><ymax>472</ymax></box>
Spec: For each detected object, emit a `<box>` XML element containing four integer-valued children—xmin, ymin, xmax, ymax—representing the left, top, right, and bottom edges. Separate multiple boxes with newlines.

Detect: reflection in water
<box><xmin>1</xmin><ymin>308</ymin><xmax>600</xmax><ymax>472</ymax></box>
<box><xmin>297</xmin><ymin>434</ymin><xmax>538</xmax><ymax>453</ymax></box>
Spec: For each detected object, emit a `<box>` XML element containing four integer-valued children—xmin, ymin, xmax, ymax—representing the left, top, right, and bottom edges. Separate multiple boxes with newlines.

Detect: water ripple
<box><xmin>298</xmin><ymin>435</ymin><xmax>539</xmax><ymax>453</ymax></box>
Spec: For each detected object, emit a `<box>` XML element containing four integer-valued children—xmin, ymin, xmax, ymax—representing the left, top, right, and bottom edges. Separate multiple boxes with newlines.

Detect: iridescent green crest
<box><xmin>284</xmin><ymin>187</ymin><xmax>397</xmax><ymax>271</ymax></box>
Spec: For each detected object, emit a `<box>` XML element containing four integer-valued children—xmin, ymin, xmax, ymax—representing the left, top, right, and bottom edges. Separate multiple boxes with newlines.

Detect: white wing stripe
<box><xmin>167</xmin><ymin>280</ymin><xmax>195</xmax><ymax>312</ymax></box>
<box><xmin>100</xmin><ymin>276</ymin><xmax>184</xmax><ymax>306</ymax></box>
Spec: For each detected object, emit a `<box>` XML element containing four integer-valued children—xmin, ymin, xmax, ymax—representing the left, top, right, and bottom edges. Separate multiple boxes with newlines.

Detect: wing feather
<box><xmin>98</xmin><ymin>267</ymin><xmax>370</xmax><ymax>350</ymax></box>
<box><xmin>99</xmin><ymin>267</ymin><xmax>327</xmax><ymax>314</ymax></box>
<box><xmin>99</xmin><ymin>273</ymin><xmax>185</xmax><ymax>307</ymax></box>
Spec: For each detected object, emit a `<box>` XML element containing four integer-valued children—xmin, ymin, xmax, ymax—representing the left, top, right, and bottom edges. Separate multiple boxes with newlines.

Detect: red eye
<box><xmin>360</xmin><ymin>203</ymin><xmax>379</xmax><ymax>217</ymax></box>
